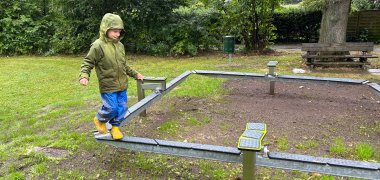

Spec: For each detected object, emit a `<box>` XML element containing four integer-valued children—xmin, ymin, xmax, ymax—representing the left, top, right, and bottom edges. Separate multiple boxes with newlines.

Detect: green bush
<box><xmin>221</xmin><ymin>0</ymin><xmax>281</xmax><ymax>51</ymax></box>
<box><xmin>273</xmin><ymin>9</ymin><xmax>322</xmax><ymax>43</ymax></box>
<box><xmin>352</xmin><ymin>0</ymin><xmax>380</xmax><ymax>11</ymax></box>
<box><xmin>0</xmin><ymin>1</ymin><xmax>54</xmax><ymax>55</ymax></box>
<box><xmin>125</xmin><ymin>5</ymin><xmax>222</xmax><ymax>56</ymax></box>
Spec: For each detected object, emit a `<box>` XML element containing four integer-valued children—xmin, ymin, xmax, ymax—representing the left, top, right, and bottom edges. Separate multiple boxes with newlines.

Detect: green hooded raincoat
<box><xmin>80</xmin><ymin>13</ymin><xmax>138</xmax><ymax>93</ymax></box>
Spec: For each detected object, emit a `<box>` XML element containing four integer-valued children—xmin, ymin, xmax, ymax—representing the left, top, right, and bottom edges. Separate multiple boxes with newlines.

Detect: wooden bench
<box><xmin>301</xmin><ymin>42</ymin><xmax>378</xmax><ymax>68</ymax></box>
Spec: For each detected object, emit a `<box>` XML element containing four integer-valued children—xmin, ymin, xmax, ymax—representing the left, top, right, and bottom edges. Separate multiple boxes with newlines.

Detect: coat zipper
<box><xmin>113</xmin><ymin>44</ymin><xmax>122</xmax><ymax>89</ymax></box>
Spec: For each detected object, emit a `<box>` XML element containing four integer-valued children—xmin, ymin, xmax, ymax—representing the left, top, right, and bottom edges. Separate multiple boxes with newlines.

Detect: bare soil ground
<box><xmin>125</xmin><ymin>78</ymin><xmax>380</xmax><ymax>158</ymax></box>
<box><xmin>52</xmin><ymin>77</ymin><xmax>380</xmax><ymax>179</ymax></box>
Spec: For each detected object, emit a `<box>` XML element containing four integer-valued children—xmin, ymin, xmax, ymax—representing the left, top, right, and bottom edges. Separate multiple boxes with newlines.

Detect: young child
<box><xmin>79</xmin><ymin>13</ymin><xmax>143</xmax><ymax>140</ymax></box>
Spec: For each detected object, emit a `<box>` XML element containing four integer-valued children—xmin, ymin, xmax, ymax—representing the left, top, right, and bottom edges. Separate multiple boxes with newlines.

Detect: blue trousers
<box><xmin>96</xmin><ymin>90</ymin><xmax>128</xmax><ymax>127</ymax></box>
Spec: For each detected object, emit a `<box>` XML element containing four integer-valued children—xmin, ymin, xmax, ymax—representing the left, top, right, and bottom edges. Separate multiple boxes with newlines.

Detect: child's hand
<box><xmin>79</xmin><ymin>78</ymin><xmax>89</xmax><ymax>86</ymax></box>
<box><xmin>136</xmin><ymin>73</ymin><xmax>144</xmax><ymax>80</ymax></box>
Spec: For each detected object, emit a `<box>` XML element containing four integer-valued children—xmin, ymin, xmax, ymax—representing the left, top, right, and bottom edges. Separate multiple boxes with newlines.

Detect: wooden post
<box><xmin>136</xmin><ymin>80</ymin><xmax>146</xmax><ymax>116</ymax></box>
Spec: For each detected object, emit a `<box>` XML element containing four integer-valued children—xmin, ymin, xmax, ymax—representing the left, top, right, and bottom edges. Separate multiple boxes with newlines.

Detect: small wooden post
<box><xmin>136</xmin><ymin>80</ymin><xmax>146</xmax><ymax>116</ymax></box>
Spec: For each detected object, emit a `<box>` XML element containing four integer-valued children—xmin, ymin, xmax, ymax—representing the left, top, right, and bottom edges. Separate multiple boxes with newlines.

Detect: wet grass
<box><xmin>295</xmin><ymin>139</ymin><xmax>319</xmax><ymax>150</ymax></box>
<box><xmin>276</xmin><ymin>136</ymin><xmax>289</xmax><ymax>151</ymax></box>
<box><xmin>329</xmin><ymin>137</ymin><xmax>376</xmax><ymax>161</ymax></box>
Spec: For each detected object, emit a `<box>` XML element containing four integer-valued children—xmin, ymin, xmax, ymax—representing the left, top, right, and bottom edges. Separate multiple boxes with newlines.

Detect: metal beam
<box><xmin>95</xmin><ymin>133</ymin><xmax>242</xmax><ymax>163</ymax></box>
<box><xmin>193</xmin><ymin>70</ymin><xmax>265</xmax><ymax>79</ymax></box>
<box><xmin>277</xmin><ymin>75</ymin><xmax>367</xmax><ymax>84</ymax></box>
<box><xmin>112</xmin><ymin>69</ymin><xmax>380</xmax><ymax>178</ymax></box>
<box><xmin>95</xmin><ymin>134</ymin><xmax>380</xmax><ymax>179</ymax></box>
<box><xmin>263</xmin><ymin>152</ymin><xmax>380</xmax><ymax>179</ymax></box>
<box><xmin>121</xmin><ymin>71</ymin><xmax>192</xmax><ymax>126</ymax></box>
<box><xmin>368</xmin><ymin>82</ymin><xmax>380</xmax><ymax>97</ymax></box>
<box><xmin>193</xmin><ymin>70</ymin><xmax>371</xmax><ymax>85</ymax></box>
<box><xmin>165</xmin><ymin>70</ymin><xmax>192</xmax><ymax>93</ymax></box>
<box><xmin>141</xmin><ymin>83</ymin><xmax>163</xmax><ymax>90</ymax></box>
<box><xmin>121</xmin><ymin>92</ymin><xmax>161</xmax><ymax>126</ymax></box>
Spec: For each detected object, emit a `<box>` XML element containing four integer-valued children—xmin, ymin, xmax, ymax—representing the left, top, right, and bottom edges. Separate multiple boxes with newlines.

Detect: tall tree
<box><xmin>222</xmin><ymin>0</ymin><xmax>281</xmax><ymax>51</ymax></box>
<box><xmin>318</xmin><ymin>0</ymin><xmax>351</xmax><ymax>43</ymax></box>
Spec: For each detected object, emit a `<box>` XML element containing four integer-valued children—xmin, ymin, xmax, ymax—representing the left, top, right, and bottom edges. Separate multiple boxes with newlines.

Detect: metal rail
<box><xmin>195</xmin><ymin>70</ymin><xmax>368</xmax><ymax>84</ymax></box>
<box><xmin>120</xmin><ymin>71</ymin><xmax>192</xmax><ymax>126</ymax></box>
<box><xmin>95</xmin><ymin>134</ymin><xmax>380</xmax><ymax>179</ymax></box>
<box><xmin>106</xmin><ymin>68</ymin><xmax>380</xmax><ymax>178</ymax></box>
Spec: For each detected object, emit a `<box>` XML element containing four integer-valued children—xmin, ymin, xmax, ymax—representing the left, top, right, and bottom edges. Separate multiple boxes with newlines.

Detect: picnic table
<box><xmin>301</xmin><ymin>42</ymin><xmax>378</xmax><ymax>69</ymax></box>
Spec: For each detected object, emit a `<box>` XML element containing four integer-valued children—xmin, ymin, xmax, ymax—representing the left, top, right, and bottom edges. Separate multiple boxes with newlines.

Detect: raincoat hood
<box><xmin>80</xmin><ymin>13</ymin><xmax>139</xmax><ymax>93</ymax></box>
<box><xmin>99</xmin><ymin>13</ymin><xmax>124</xmax><ymax>42</ymax></box>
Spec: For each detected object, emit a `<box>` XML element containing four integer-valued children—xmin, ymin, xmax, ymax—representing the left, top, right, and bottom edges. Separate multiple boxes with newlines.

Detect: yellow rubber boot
<box><xmin>93</xmin><ymin>117</ymin><xmax>108</xmax><ymax>134</ymax></box>
<box><xmin>111</xmin><ymin>126</ymin><xmax>123</xmax><ymax>140</ymax></box>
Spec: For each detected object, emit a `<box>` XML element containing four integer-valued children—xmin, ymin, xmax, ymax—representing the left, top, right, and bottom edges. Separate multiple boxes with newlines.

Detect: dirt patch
<box><xmin>49</xmin><ymin>78</ymin><xmax>380</xmax><ymax>179</ymax></box>
<box><xmin>32</xmin><ymin>147</ymin><xmax>69</xmax><ymax>158</ymax></box>
<box><xmin>126</xmin><ymin>78</ymin><xmax>380</xmax><ymax>158</ymax></box>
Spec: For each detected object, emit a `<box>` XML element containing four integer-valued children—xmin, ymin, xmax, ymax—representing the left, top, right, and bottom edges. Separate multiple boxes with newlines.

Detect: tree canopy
<box><xmin>0</xmin><ymin>0</ymin><xmax>377</xmax><ymax>55</ymax></box>
<box><xmin>301</xmin><ymin>0</ymin><xmax>380</xmax><ymax>11</ymax></box>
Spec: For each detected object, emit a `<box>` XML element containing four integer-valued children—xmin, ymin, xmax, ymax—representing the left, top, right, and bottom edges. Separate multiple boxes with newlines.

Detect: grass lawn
<box><xmin>0</xmin><ymin>50</ymin><xmax>379</xmax><ymax>179</ymax></box>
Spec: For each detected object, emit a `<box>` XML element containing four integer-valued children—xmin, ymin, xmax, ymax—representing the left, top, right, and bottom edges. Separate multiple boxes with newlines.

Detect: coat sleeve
<box><xmin>120</xmin><ymin>43</ymin><xmax>139</xmax><ymax>78</ymax></box>
<box><xmin>79</xmin><ymin>43</ymin><xmax>101</xmax><ymax>80</ymax></box>
<box><xmin>126</xmin><ymin>64</ymin><xmax>138</xmax><ymax>78</ymax></box>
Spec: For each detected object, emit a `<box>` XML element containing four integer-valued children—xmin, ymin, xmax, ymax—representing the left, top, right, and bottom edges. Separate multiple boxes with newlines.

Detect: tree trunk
<box><xmin>318</xmin><ymin>0</ymin><xmax>351</xmax><ymax>44</ymax></box>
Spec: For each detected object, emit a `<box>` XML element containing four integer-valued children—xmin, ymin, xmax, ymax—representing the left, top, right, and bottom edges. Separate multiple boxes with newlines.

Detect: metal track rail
<box><xmin>108</xmin><ymin>69</ymin><xmax>380</xmax><ymax>179</ymax></box>
<box><xmin>124</xmin><ymin>69</ymin><xmax>377</xmax><ymax>126</ymax></box>
<box><xmin>95</xmin><ymin>134</ymin><xmax>380</xmax><ymax>179</ymax></box>
<box><xmin>120</xmin><ymin>71</ymin><xmax>192</xmax><ymax>126</ymax></box>
<box><xmin>194</xmin><ymin>70</ymin><xmax>368</xmax><ymax>84</ymax></box>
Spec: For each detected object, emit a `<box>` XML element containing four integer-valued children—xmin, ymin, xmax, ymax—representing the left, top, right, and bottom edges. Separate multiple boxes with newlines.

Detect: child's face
<box><xmin>107</xmin><ymin>29</ymin><xmax>122</xmax><ymax>40</ymax></box>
